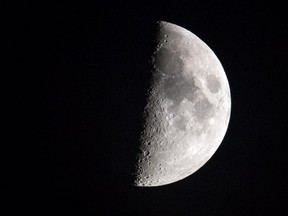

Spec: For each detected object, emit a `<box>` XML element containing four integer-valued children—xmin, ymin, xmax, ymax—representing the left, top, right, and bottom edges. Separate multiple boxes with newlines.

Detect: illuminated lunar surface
<box><xmin>133</xmin><ymin>21</ymin><xmax>231</xmax><ymax>187</ymax></box>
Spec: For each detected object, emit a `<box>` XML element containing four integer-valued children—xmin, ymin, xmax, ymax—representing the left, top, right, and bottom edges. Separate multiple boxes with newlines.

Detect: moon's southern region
<box><xmin>133</xmin><ymin>21</ymin><xmax>231</xmax><ymax>187</ymax></box>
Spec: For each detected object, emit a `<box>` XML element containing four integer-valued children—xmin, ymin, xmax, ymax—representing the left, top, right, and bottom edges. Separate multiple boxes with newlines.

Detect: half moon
<box><xmin>133</xmin><ymin>21</ymin><xmax>231</xmax><ymax>187</ymax></box>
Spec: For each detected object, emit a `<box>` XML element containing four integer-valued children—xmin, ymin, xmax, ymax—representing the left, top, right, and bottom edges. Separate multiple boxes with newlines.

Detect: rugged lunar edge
<box><xmin>133</xmin><ymin>21</ymin><xmax>231</xmax><ymax>187</ymax></box>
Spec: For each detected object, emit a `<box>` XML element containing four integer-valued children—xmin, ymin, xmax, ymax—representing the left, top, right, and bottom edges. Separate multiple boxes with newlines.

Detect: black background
<box><xmin>7</xmin><ymin>0</ymin><xmax>287</xmax><ymax>215</ymax></box>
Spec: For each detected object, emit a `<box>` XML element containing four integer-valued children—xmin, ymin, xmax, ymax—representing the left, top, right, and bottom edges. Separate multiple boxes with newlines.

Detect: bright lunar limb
<box><xmin>133</xmin><ymin>21</ymin><xmax>231</xmax><ymax>187</ymax></box>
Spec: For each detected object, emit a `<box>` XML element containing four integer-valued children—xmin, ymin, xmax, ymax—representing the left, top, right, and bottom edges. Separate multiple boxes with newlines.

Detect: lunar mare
<box><xmin>134</xmin><ymin>21</ymin><xmax>231</xmax><ymax>187</ymax></box>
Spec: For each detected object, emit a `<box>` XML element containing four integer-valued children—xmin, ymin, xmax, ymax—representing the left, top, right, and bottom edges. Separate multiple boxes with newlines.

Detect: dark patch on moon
<box><xmin>194</xmin><ymin>97</ymin><xmax>214</xmax><ymax>121</ymax></box>
<box><xmin>154</xmin><ymin>47</ymin><xmax>184</xmax><ymax>76</ymax></box>
<box><xmin>163</xmin><ymin>74</ymin><xmax>199</xmax><ymax>107</ymax></box>
<box><xmin>206</xmin><ymin>75</ymin><xmax>220</xmax><ymax>93</ymax></box>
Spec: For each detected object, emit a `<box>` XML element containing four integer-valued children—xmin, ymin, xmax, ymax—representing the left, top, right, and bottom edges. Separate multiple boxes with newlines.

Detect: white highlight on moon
<box><xmin>134</xmin><ymin>21</ymin><xmax>231</xmax><ymax>187</ymax></box>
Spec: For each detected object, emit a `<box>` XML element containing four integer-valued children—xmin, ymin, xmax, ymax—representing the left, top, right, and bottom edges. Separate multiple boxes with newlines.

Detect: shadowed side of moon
<box><xmin>133</xmin><ymin>21</ymin><xmax>231</xmax><ymax>187</ymax></box>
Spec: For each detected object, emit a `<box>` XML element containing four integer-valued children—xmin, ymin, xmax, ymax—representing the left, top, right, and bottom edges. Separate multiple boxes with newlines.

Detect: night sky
<box><xmin>8</xmin><ymin>1</ymin><xmax>287</xmax><ymax>215</ymax></box>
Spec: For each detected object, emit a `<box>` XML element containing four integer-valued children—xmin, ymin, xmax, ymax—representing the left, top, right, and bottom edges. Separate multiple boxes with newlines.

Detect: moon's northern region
<box><xmin>133</xmin><ymin>21</ymin><xmax>231</xmax><ymax>187</ymax></box>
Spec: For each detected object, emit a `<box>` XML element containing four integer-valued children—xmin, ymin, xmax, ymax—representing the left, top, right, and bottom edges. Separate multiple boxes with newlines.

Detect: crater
<box><xmin>206</xmin><ymin>75</ymin><xmax>220</xmax><ymax>93</ymax></box>
<box><xmin>173</xmin><ymin>116</ymin><xmax>188</xmax><ymax>131</ymax></box>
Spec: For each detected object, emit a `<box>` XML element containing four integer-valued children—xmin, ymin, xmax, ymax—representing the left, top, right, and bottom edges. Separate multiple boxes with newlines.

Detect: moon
<box><xmin>133</xmin><ymin>21</ymin><xmax>231</xmax><ymax>187</ymax></box>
